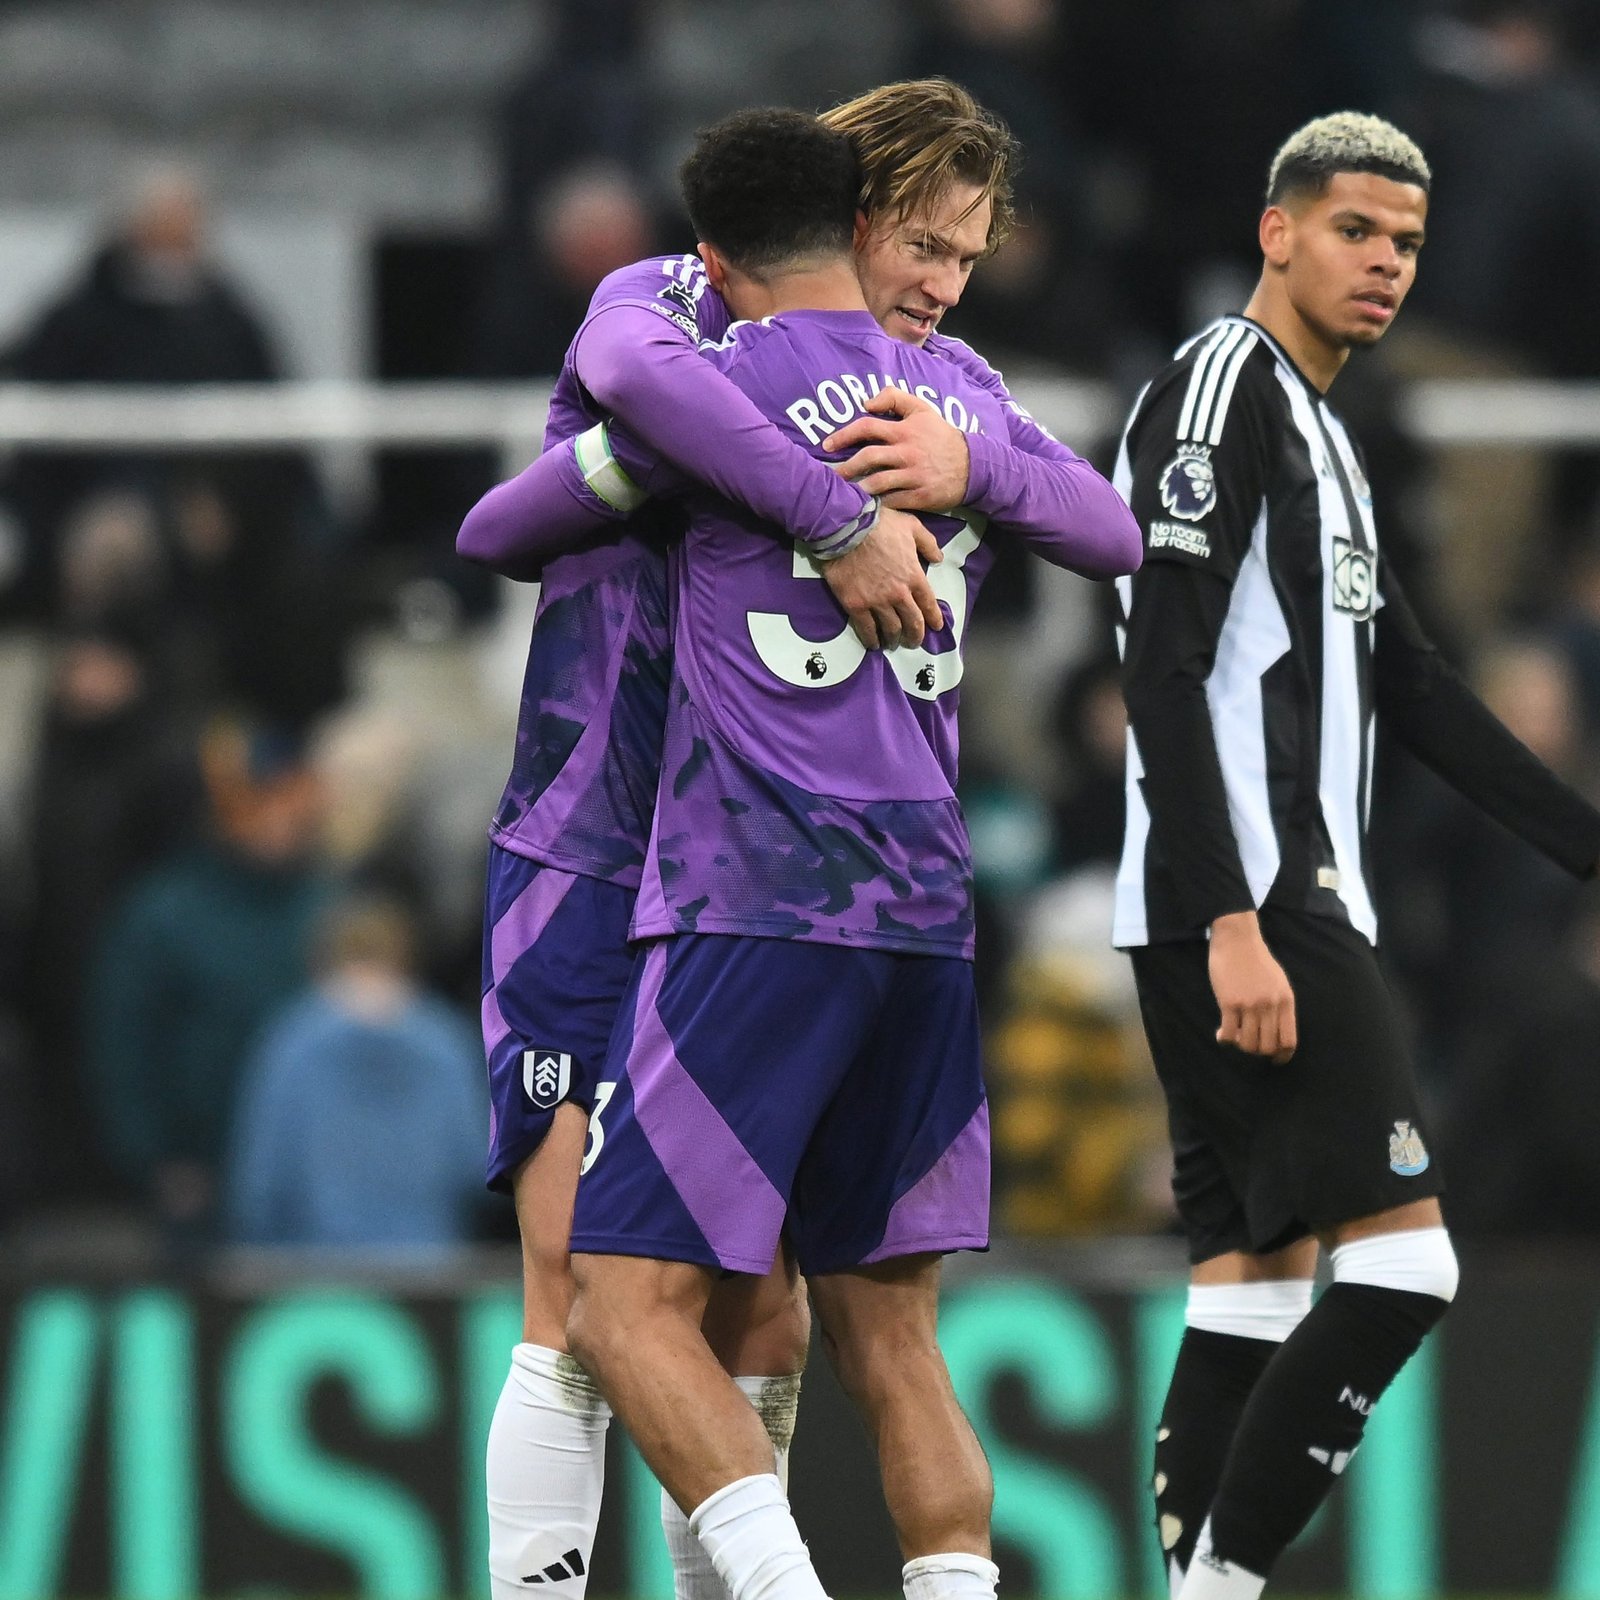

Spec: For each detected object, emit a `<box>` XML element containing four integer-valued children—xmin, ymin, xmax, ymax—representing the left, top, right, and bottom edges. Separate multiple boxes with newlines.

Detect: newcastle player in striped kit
<box><xmin>1113</xmin><ymin>113</ymin><xmax>1600</xmax><ymax>1600</ymax></box>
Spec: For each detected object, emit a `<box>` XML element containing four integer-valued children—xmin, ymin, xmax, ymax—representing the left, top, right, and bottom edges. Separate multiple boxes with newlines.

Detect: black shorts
<box><xmin>1129</xmin><ymin>907</ymin><xmax>1443</xmax><ymax>1263</ymax></box>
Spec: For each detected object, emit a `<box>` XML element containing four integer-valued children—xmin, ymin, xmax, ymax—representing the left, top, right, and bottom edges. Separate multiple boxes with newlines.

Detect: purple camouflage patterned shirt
<box><xmin>475</xmin><ymin>262</ymin><xmax>1141</xmax><ymax>905</ymax></box>
<box><xmin>483</xmin><ymin>254</ymin><xmax>884</xmax><ymax>887</ymax></box>
<box><xmin>628</xmin><ymin>308</ymin><xmax>1083</xmax><ymax>960</ymax></box>
<box><xmin>487</xmin><ymin>256</ymin><xmax>730</xmax><ymax>887</ymax></box>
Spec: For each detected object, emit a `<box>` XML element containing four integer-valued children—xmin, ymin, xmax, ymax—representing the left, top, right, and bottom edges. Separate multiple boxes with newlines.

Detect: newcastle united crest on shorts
<box><xmin>1158</xmin><ymin>444</ymin><xmax>1218</xmax><ymax>522</ymax></box>
<box><xmin>523</xmin><ymin>1048</ymin><xmax>573</xmax><ymax>1111</ymax></box>
<box><xmin>1388</xmin><ymin>1119</ymin><xmax>1430</xmax><ymax>1176</ymax></box>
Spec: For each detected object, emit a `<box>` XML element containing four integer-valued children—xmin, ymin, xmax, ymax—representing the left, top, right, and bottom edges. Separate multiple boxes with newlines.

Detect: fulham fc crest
<box><xmin>1388</xmin><ymin>1120</ymin><xmax>1430</xmax><ymax>1176</ymax></box>
<box><xmin>523</xmin><ymin>1049</ymin><xmax>573</xmax><ymax>1111</ymax></box>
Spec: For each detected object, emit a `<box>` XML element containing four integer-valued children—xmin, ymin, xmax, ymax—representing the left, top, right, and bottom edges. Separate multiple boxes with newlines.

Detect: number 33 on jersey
<box><xmin>747</xmin><ymin>511</ymin><xmax>984</xmax><ymax>700</ymax></box>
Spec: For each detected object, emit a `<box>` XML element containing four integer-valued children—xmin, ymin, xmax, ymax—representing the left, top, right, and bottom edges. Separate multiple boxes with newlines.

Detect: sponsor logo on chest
<box><xmin>1332</xmin><ymin>536</ymin><xmax>1376</xmax><ymax>621</ymax></box>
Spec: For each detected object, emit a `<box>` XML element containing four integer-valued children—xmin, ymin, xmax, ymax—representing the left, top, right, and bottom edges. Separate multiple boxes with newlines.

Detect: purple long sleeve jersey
<box><xmin>539</xmin><ymin>309</ymin><xmax>1142</xmax><ymax>958</ymax></box>
<box><xmin>464</xmin><ymin>255</ymin><xmax>878</xmax><ymax>886</ymax></box>
<box><xmin>459</xmin><ymin>258</ymin><xmax>1141</xmax><ymax>903</ymax></box>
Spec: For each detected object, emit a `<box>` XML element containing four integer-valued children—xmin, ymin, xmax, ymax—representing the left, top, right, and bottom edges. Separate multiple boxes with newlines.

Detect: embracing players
<box><xmin>554</xmin><ymin>106</ymin><xmax>1136</xmax><ymax>1600</ymax></box>
<box><xmin>458</xmin><ymin>79</ymin><xmax>1138</xmax><ymax>1600</ymax></box>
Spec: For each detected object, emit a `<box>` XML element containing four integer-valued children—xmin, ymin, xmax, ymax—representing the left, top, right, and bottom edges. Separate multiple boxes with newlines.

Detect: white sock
<box><xmin>665</xmin><ymin>1376</ymin><xmax>803</xmax><ymax>1600</ymax></box>
<box><xmin>688</xmin><ymin>1473</ymin><xmax>829</xmax><ymax>1600</ymax></box>
<box><xmin>1176</xmin><ymin>1519</ymin><xmax>1266</xmax><ymax>1600</ymax></box>
<box><xmin>487</xmin><ymin>1343</ymin><xmax>611</xmax><ymax>1600</ymax></box>
<box><xmin>902</xmin><ymin>1551</ymin><xmax>999</xmax><ymax>1600</ymax></box>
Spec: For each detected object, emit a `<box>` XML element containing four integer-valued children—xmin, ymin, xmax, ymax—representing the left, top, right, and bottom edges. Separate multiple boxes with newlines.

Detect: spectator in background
<box><xmin>224</xmin><ymin>893</ymin><xmax>485</xmax><ymax>1252</ymax></box>
<box><xmin>491</xmin><ymin>0</ymin><xmax>654</xmax><ymax>245</ymax></box>
<box><xmin>1061</xmin><ymin>0</ymin><xmax>1316</xmax><ymax>355</ymax></box>
<box><xmin>1442</xmin><ymin>902</ymin><xmax>1600</xmax><ymax>1236</ymax></box>
<box><xmin>1413</xmin><ymin>0</ymin><xmax>1600</xmax><ymax>388</ymax></box>
<box><xmin>0</xmin><ymin>163</ymin><xmax>334</xmax><ymax>625</ymax></box>
<box><xmin>1409</xmin><ymin>0</ymin><xmax>1600</xmax><ymax>572</ymax></box>
<box><xmin>1049</xmin><ymin>653</ymin><xmax>1128</xmax><ymax>874</ymax></box>
<box><xmin>5</xmin><ymin>166</ymin><xmax>275</xmax><ymax>386</ymax></box>
<box><xmin>55</xmin><ymin>489</ymin><xmax>170</xmax><ymax>634</ymax></box>
<box><xmin>1378</xmin><ymin>636</ymin><xmax>1597</xmax><ymax>1080</ymax></box>
<box><xmin>21</xmin><ymin>619</ymin><xmax>200</xmax><ymax>1205</ymax></box>
<box><xmin>986</xmin><ymin>867</ymin><xmax>1172</xmax><ymax>1236</ymax></box>
<box><xmin>85</xmin><ymin>714</ymin><xmax>332</xmax><ymax>1251</ymax></box>
<box><xmin>475</xmin><ymin>0</ymin><xmax>659</xmax><ymax>381</ymax></box>
<box><xmin>472</xmin><ymin>161</ymin><xmax>659</xmax><ymax>379</ymax></box>
<box><xmin>906</xmin><ymin>3</ymin><xmax>1111</xmax><ymax>369</ymax></box>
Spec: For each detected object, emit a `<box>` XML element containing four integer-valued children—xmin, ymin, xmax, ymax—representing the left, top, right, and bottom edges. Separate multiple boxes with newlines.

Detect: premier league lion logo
<box><xmin>1159</xmin><ymin>445</ymin><xmax>1218</xmax><ymax>522</ymax></box>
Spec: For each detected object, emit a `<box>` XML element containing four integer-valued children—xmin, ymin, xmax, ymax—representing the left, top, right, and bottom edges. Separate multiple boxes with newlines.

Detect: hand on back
<box><xmin>822</xmin><ymin>506</ymin><xmax>945</xmax><ymax>650</ymax></box>
<box><xmin>823</xmin><ymin>387</ymin><xmax>971</xmax><ymax>511</ymax></box>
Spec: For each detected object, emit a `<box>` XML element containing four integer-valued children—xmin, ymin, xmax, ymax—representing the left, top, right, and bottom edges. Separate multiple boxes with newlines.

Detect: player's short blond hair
<box><xmin>1266</xmin><ymin>112</ymin><xmax>1430</xmax><ymax>205</ymax></box>
<box><xmin>820</xmin><ymin>77</ymin><xmax>1017</xmax><ymax>254</ymax></box>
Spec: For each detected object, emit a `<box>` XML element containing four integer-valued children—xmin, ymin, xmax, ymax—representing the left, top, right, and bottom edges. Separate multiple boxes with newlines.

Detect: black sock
<box><xmin>1205</xmin><ymin>1282</ymin><xmax>1449</xmax><ymax>1576</ymax></box>
<box><xmin>1154</xmin><ymin>1328</ymin><xmax>1279</xmax><ymax>1581</ymax></box>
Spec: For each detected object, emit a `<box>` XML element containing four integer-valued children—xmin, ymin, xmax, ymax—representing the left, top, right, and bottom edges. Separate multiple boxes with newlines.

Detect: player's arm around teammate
<box><xmin>569</xmin><ymin>286</ymin><xmax>954</xmax><ymax>650</ymax></box>
<box><xmin>565</xmin><ymin>109</ymin><xmax>1013</xmax><ymax>1600</ymax></box>
<box><xmin>468</xmin><ymin>95</ymin><xmax>1025</xmax><ymax>1600</ymax></box>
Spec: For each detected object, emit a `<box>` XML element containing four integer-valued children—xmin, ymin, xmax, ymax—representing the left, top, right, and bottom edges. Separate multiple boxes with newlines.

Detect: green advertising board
<box><xmin>1</xmin><ymin>1255</ymin><xmax>1598</xmax><ymax>1598</ymax></box>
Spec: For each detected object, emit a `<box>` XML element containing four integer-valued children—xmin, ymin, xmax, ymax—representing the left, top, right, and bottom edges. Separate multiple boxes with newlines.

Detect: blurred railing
<box><xmin>2</xmin><ymin>379</ymin><xmax>1599</xmax><ymax>461</ymax></box>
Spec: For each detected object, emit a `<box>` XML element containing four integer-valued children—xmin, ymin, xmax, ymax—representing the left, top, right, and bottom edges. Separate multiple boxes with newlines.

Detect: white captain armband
<box><xmin>572</xmin><ymin>423</ymin><xmax>649</xmax><ymax>515</ymax></box>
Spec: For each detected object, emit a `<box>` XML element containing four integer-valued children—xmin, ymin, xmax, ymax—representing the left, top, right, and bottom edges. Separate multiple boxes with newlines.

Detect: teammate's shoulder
<box><xmin>924</xmin><ymin>329</ymin><xmax>1003</xmax><ymax>387</ymax></box>
<box><xmin>588</xmin><ymin>254</ymin><xmax>700</xmax><ymax>306</ymax></box>
<box><xmin>696</xmin><ymin>315</ymin><xmax>789</xmax><ymax>364</ymax></box>
<box><xmin>587</xmin><ymin>253</ymin><xmax>721</xmax><ymax>337</ymax></box>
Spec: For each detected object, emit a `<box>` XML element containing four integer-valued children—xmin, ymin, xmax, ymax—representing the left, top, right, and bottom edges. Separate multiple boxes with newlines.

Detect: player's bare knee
<box><xmin>562</xmin><ymin>1280</ymin><xmax>610</xmax><ymax>1381</ymax></box>
<box><xmin>565</xmin><ymin>1257</ymin><xmax>636</xmax><ymax>1375</ymax></box>
<box><xmin>708</xmin><ymin>1284</ymin><xmax>810</xmax><ymax>1376</ymax></box>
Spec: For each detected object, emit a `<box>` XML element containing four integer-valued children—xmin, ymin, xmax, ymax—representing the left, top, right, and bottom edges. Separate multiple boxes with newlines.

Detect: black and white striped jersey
<box><xmin>1113</xmin><ymin>313</ymin><xmax>1600</xmax><ymax>948</ymax></box>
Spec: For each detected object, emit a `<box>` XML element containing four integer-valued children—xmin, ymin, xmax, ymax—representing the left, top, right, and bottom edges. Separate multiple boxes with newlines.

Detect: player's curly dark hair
<box><xmin>680</xmin><ymin>108</ymin><xmax>860</xmax><ymax>279</ymax></box>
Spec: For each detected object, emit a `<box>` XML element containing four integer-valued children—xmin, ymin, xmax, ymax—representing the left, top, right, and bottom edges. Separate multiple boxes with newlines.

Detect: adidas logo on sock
<box><xmin>1308</xmin><ymin>1444</ymin><xmax>1358</xmax><ymax>1475</ymax></box>
<box><xmin>523</xmin><ymin>1549</ymin><xmax>587</xmax><ymax>1584</ymax></box>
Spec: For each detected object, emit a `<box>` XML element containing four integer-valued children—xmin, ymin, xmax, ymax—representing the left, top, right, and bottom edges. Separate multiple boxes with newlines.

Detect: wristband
<box><xmin>810</xmin><ymin>494</ymin><xmax>881</xmax><ymax>562</ymax></box>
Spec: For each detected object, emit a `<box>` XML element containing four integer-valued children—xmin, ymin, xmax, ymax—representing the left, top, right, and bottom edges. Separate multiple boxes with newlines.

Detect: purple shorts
<box><xmin>480</xmin><ymin>845</ymin><xmax>638</xmax><ymax>1192</ymax></box>
<box><xmin>569</xmin><ymin>934</ymin><xmax>990</xmax><ymax>1276</ymax></box>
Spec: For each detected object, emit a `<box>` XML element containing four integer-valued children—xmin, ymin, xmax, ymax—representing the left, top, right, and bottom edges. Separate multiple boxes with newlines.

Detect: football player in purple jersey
<box><xmin>553</xmin><ymin>106</ymin><xmax>1135</xmax><ymax>1600</ymax></box>
<box><xmin>471</xmin><ymin>107</ymin><xmax>1136</xmax><ymax>1600</ymax></box>
<box><xmin>457</xmin><ymin>83</ymin><xmax>1135</xmax><ymax>1600</ymax></box>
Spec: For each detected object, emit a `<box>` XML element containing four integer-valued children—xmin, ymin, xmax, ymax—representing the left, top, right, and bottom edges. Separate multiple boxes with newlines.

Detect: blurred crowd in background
<box><xmin>1</xmin><ymin>0</ymin><xmax>1599</xmax><ymax>1262</ymax></box>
